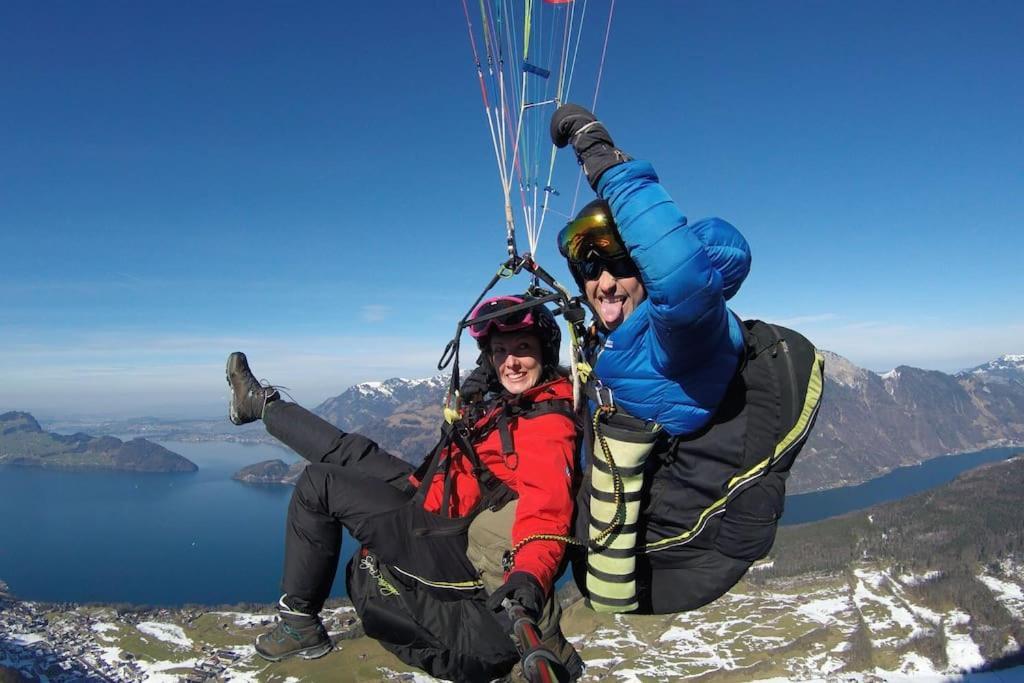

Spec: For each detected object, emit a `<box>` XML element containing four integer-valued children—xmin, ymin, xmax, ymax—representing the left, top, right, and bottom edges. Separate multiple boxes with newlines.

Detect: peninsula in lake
<box><xmin>232</xmin><ymin>458</ymin><xmax>305</xmax><ymax>485</ymax></box>
<box><xmin>0</xmin><ymin>411</ymin><xmax>196</xmax><ymax>472</ymax></box>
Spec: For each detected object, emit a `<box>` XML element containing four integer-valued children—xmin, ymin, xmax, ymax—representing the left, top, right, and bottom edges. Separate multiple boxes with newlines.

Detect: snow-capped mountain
<box><xmin>265</xmin><ymin>352</ymin><xmax>1024</xmax><ymax>491</ymax></box>
<box><xmin>311</xmin><ymin>374</ymin><xmax>453</xmax><ymax>463</ymax></box>
<box><xmin>958</xmin><ymin>354</ymin><xmax>1024</xmax><ymax>384</ymax></box>
<box><xmin>750</xmin><ymin>350</ymin><xmax>1024</xmax><ymax>493</ymax></box>
<box><xmin>313</xmin><ymin>374</ymin><xmax>450</xmax><ymax>434</ymax></box>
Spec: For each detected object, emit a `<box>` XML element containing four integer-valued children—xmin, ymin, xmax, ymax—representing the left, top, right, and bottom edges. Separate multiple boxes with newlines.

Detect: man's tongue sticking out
<box><xmin>600</xmin><ymin>295</ymin><xmax>624</xmax><ymax>328</ymax></box>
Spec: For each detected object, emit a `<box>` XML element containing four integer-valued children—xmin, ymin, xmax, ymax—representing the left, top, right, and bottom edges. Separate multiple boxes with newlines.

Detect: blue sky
<box><xmin>2</xmin><ymin>1</ymin><xmax>1022</xmax><ymax>419</ymax></box>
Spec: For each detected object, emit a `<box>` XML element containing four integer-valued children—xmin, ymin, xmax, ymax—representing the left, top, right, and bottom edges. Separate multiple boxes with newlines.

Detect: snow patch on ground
<box><xmin>802</xmin><ymin>650</ymin><xmax>846</xmax><ymax>676</ymax></box>
<box><xmin>899</xmin><ymin>570</ymin><xmax>943</xmax><ymax>586</ymax></box>
<box><xmin>97</xmin><ymin>645</ymin><xmax>125</xmax><ymax>666</ymax></box>
<box><xmin>375</xmin><ymin>668</ymin><xmax>442</xmax><ymax>682</ymax></box>
<box><xmin>323</xmin><ymin>604</ymin><xmax>357</xmax><ymax>624</ymax></box>
<box><xmin>136</xmin><ymin>621</ymin><xmax>193</xmax><ymax>648</ymax></box>
<box><xmin>90</xmin><ymin>620</ymin><xmax>120</xmax><ymax>642</ymax></box>
<box><xmin>944</xmin><ymin>610</ymin><xmax>985</xmax><ymax>673</ymax></box>
<box><xmin>856</xmin><ymin>567</ymin><xmax>887</xmax><ymax>590</ymax></box>
<box><xmin>853</xmin><ymin>568</ymin><xmax>934</xmax><ymax>646</ymax></box>
<box><xmin>582</xmin><ymin>656</ymin><xmax>624</xmax><ymax>670</ymax></box>
<box><xmin>794</xmin><ymin>595</ymin><xmax>852</xmax><ymax>623</ymax></box>
<box><xmin>657</xmin><ymin>625</ymin><xmax>738</xmax><ymax>670</ymax></box>
<box><xmin>219</xmin><ymin>664</ymin><xmax>261</xmax><ymax>683</ymax></box>
<box><xmin>978</xmin><ymin>572</ymin><xmax>1024</xmax><ymax>620</ymax></box>
<box><xmin>896</xmin><ymin>651</ymin><xmax>945</xmax><ymax>679</ymax></box>
<box><xmin>135</xmin><ymin>656</ymin><xmax>198</xmax><ymax>682</ymax></box>
<box><xmin>6</xmin><ymin>633</ymin><xmax>45</xmax><ymax>645</ymax></box>
<box><xmin>210</xmin><ymin>610</ymin><xmax>274</xmax><ymax>627</ymax></box>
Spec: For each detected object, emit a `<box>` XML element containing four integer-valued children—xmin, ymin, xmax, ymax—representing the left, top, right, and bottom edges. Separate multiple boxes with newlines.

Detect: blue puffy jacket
<box><xmin>591</xmin><ymin>160</ymin><xmax>752</xmax><ymax>436</ymax></box>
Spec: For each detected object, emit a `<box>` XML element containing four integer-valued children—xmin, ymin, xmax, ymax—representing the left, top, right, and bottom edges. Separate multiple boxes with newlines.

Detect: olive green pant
<box><xmin>466</xmin><ymin>501</ymin><xmax>578</xmax><ymax>678</ymax></box>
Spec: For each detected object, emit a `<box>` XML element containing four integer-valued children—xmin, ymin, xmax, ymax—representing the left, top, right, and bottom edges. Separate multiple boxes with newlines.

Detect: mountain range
<box><xmin>299</xmin><ymin>353</ymin><xmax>1024</xmax><ymax>494</ymax></box>
<box><xmin>796</xmin><ymin>353</ymin><xmax>1024</xmax><ymax>492</ymax></box>
<box><xmin>24</xmin><ymin>352</ymin><xmax>1024</xmax><ymax>494</ymax></box>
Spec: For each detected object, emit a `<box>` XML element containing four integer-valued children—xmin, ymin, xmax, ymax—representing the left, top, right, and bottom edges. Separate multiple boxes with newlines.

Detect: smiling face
<box><xmin>488</xmin><ymin>330</ymin><xmax>544</xmax><ymax>395</ymax></box>
<box><xmin>585</xmin><ymin>267</ymin><xmax>646</xmax><ymax>331</ymax></box>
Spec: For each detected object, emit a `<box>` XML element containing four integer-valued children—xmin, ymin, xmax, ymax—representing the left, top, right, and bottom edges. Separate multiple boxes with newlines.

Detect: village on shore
<box><xmin>0</xmin><ymin>584</ymin><xmax>362</xmax><ymax>683</ymax></box>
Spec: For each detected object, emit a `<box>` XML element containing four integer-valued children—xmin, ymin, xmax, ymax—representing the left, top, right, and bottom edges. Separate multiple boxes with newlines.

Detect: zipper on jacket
<box><xmin>772</xmin><ymin>328</ymin><xmax>800</xmax><ymax>429</ymax></box>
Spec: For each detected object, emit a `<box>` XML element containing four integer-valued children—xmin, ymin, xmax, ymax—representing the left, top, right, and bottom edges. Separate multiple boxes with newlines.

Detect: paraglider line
<box><xmin>590</xmin><ymin>0</ymin><xmax>615</xmax><ymax>111</ymax></box>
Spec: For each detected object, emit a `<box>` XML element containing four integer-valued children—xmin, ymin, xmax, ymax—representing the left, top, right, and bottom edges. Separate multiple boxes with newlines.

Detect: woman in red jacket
<box><xmin>225</xmin><ymin>294</ymin><xmax>580</xmax><ymax>681</ymax></box>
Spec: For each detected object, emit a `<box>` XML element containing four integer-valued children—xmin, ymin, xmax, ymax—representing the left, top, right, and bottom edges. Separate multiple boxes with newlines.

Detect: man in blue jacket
<box><xmin>551</xmin><ymin>104</ymin><xmax>824</xmax><ymax>614</ymax></box>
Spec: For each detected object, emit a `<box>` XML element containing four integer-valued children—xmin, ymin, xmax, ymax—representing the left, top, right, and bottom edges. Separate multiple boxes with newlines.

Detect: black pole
<box><xmin>502</xmin><ymin>599</ymin><xmax>568</xmax><ymax>683</ymax></box>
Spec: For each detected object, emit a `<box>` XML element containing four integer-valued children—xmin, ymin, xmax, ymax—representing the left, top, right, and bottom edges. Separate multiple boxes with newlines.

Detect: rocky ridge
<box><xmin>798</xmin><ymin>352</ymin><xmax>1024</xmax><ymax>492</ymax></box>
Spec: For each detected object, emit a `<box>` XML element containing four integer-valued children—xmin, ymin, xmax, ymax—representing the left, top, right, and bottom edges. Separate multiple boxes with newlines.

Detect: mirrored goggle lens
<box><xmin>557</xmin><ymin>213</ymin><xmax>628</xmax><ymax>262</ymax></box>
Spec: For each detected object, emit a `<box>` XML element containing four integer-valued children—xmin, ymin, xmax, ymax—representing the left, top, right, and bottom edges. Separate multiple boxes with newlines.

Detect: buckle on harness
<box><xmin>594</xmin><ymin>381</ymin><xmax>614</xmax><ymax>409</ymax></box>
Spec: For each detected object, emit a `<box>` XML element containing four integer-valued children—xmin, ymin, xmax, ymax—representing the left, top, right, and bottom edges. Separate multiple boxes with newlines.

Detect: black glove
<box><xmin>550</xmin><ymin>103</ymin><xmax>598</xmax><ymax>149</ymax></box>
<box><xmin>486</xmin><ymin>571</ymin><xmax>546</xmax><ymax>621</ymax></box>
<box><xmin>550</xmin><ymin>103</ymin><xmax>631</xmax><ymax>189</ymax></box>
<box><xmin>460</xmin><ymin>356</ymin><xmax>495</xmax><ymax>405</ymax></box>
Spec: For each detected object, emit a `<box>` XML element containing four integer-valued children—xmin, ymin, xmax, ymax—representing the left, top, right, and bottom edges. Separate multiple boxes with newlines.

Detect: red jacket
<box><xmin>413</xmin><ymin>378</ymin><xmax>576</xmax><ymax>595</ymax></box>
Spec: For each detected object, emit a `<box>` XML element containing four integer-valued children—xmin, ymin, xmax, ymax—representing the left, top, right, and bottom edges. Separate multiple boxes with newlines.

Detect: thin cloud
<box><xmin>1</xmin><ymin>327</ymin><xmax>455</xmax><ymax>417</ymax></box>
<box><xmin>757</xmin><ymin>315</ymin><xmax>1024</xmax><ymax>373</ymax></box>
<box><xmin>360</xmin><ymin>304</ymin><xmax>392</xmax><ymax>323</ymax></box>
<box><xmin>769</xmin><ymin>313</ymin><xmax>839</xmax><ymax>327</ymax></box>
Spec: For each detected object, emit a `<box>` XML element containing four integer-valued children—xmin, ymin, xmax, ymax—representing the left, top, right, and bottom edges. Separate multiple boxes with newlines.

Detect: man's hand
<box><xmin>550</xmin><ymin>103</ymin><xmax>599</xmax><ymax>149</ymax></box>
<box><xmin>486</xmin><ymin>571</ymin><xmax>546</xmax><ymax>621</ymax></box>
<box><xmin>550</xmin><ymin>103</ymin><xmax>630</xmax><ymax>189</ymax></box>
<box><xmin>460</xmin><ymin>358</ymin><xmax>494</xmax><ymax>405</ymax></box>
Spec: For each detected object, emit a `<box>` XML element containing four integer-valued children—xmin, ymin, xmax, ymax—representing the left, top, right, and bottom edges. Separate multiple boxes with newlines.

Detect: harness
<box><xmin>577</xmin><ymin>319</ymin><xmax>826</xmax><ymax>613</ymax></box>
<box><xmin>394</xmin><ymin>387</ymin><xmax>579</xmax><ymax>582</ymax></box>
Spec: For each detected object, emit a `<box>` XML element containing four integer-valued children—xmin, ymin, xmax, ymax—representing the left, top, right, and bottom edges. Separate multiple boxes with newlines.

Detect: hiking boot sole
<box><xmin>255</xmin><ymin>640</ymin><xmax>333</xmax><ymax>662</ymax></box>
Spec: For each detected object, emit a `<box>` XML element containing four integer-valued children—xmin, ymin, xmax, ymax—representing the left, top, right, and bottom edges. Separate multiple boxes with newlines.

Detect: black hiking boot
<box><xmin>254</xmin><ymin>598</ymin><xmax>332</xmax><ymax>662</ymax></box>
<box><xmin>226</xmin><ymin>352</ymin><xmax>279</xmax><ymax>425</ymax></box>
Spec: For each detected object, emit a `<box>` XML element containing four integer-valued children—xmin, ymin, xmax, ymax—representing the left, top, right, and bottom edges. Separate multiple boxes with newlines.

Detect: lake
<box><xmin>780</xmin><ymin>445</ymin><xmax>1022</xmax><ymax>525</ymax></box>
<box><xmin>0</xmin><ymin>440</ymin><xmax>357</xmax><ymax>606</ymax></box>
<box><xmin>0</xmin><ymin>442</ymin><xmax>1018</xmax><ymax>606</ymax></box>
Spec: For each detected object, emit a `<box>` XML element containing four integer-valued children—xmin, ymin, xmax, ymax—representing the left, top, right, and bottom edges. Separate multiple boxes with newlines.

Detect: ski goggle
<box><xmin>557</xmin><ymin>210</ymin><xmax>628</xmax><ymax>262</ymax></box>
<box><xmin>467</xmin><ymin>296</ymin><xmax>536</xmax><ymax>340</ymax></box>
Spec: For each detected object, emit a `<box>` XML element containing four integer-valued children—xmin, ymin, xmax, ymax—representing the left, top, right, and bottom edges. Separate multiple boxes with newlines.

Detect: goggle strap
<box><xmin>461</xmin><ymin>299</ymin><xmax>534</xmax><ymax>333</ymax></box>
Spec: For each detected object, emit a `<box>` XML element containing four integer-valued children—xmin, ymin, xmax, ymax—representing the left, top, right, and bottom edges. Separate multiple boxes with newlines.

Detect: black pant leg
<box><xmin>263</xmin><ymin>400</ymin><xmax>413</xmax><ymax>489</ymax></box>
<box><xmin>282</xmin><ymin>462</ymin><xmax>414</xmax><ymax>614</ymax></box>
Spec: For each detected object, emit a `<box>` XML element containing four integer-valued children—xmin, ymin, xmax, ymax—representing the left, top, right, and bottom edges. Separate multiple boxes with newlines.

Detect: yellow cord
<box><xmin>504</xmin><ymin>407</ymin><xmax>625</xmax><ymax>568</ymax></box>
<box><xmin>443</xmin><ymin>390</ymin><xmax>463</xmax><ymax>425</ymax></box>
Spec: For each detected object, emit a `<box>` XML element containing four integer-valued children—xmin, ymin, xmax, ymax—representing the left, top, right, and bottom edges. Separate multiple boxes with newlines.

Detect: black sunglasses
<box><xmin>570</xmin><ymin>255</ymin><xmax>640</xmax><ymax>282</ymax></box>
